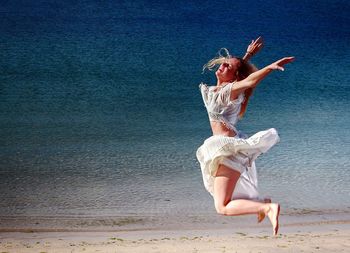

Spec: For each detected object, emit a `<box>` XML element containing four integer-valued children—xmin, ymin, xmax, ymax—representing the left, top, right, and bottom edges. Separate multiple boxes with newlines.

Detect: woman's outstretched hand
<box><xmin>246</xmin><ymin>36</ymin><xmax>264</xmax><ymax>56</ymax></box>
<box><xmin>269</xmin><ymin>57</ymin><xmax>295</xmax><ymax>71</ymax></box>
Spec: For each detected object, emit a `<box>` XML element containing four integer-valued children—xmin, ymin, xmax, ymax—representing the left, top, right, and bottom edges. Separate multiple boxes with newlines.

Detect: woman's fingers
<box><xmin>272</xmin><ymin>56</ymin><xmax>294</xmax><ymax>71</ymax></box>
<box><xmin>248</xmin><ymin>38</ymin><xmax>264</xmax><ymax>54</ymax></box>
<box><xmin>282</xmin><ymin>56</ymin><xmax>295</xmax><ymax>63</ymax></box>
<box><xmin>278</xmin><ymin>56</ymin><xmax>295</xmax><ymax>66</ymax></box>
<box><xmin>268</xmin><ymin>56</ymin><xmax>294</xmax><ymax>71</ymax></box>
<box><xmin>255</xmin><ymin>36</ymin><xmax>263</xmax><ymax>44</ymax></box>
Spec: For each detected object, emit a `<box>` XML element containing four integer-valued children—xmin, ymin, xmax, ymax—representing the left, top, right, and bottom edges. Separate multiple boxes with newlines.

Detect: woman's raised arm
<box><xmin>239</xmin><ymin>37</ymin><xmax>263</xmax><ymax>118</ymax></box>
<box><xmin>230</xmin><ymin>57</ymin><xmax>295</xmax><ymax>100</ymax></box>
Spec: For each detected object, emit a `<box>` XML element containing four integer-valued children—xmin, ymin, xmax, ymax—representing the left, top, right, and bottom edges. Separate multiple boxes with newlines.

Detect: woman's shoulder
<box><xmin>199</xmin><ymin>82</ymin><xmax>210</xmax><ymax>89</ymax></box>
<box><xmin>199</xmin><ymin>83</ymin><xmax>216</xmax><ymax>94</ymax></box>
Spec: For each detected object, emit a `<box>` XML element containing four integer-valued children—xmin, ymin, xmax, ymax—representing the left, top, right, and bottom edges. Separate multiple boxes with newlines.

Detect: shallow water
<box><xmin>1</xmin><ymin>0</ymin><xmax>350</xmax><ymax>218</ymax></box>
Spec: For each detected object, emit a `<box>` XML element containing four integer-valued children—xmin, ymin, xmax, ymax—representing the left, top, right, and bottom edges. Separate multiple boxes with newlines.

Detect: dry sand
<box><xmin>1</xmin><ymin>221</ymin><xmax>349</xmax><ymax>253</ymax></box>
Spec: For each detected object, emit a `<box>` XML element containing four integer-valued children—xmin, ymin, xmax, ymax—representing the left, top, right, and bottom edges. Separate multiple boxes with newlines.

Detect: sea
<box><xmin>1</xmin><ymin>0</ymin><xmax>349</xmax><ymax>227</ymax></box>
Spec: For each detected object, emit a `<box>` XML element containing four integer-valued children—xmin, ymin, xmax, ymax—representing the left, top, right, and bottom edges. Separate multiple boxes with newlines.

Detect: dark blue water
<box><xmin>1</xmin><ymin>0</ymin><xmax>350</xmax><ymax>218</ymax></box>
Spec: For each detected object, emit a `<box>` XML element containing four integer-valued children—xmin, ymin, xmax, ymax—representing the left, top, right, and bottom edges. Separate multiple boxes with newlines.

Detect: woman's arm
<box><xmin>230</xmin><ymin>57</ymin><xmax>295</xmax><ymax>100</ymax></box>
<box><xmin>239</xmin><ymin>37</ymin><xmax>263</xmax><ymax>117</ymax></box>
<box><xmin>242</xmin><ymin>37</ymin><xmax>264</xmax><ymax>62</ymax></box>
<box><xmin>239</xmin><ymin>37</ymin><xmax>264</xmax><ymax>117</ymax></box>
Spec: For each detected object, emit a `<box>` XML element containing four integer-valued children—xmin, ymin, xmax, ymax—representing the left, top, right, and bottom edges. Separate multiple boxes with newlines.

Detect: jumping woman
<box><xmin>196</xmin><ymin>37</ymin><xmax>294</xmax><ymax>235</ymax></box>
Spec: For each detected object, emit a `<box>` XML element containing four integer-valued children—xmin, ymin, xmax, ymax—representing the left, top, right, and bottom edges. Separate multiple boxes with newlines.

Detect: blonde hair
<box><xmin>203</xmin><ymin>48</ymin><xmax>259</xmax><ymax>118</ymax></box>
<box><xmin>203</xmin><ymin>48</ymin><xmax>257</xmax><ymax>79</ymax></box>
<box><xmin>202</xmin><ymin>48</ymin><xmax>232</xmax><ymax>72</ymax></box>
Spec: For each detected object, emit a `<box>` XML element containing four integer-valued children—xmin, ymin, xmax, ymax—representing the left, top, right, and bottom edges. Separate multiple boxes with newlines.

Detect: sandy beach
<box><xmin>0</xmin><ymin>226</ymin><xmax>349</xmax><ymax>253</ymax></box>
<box><xmin>1</xmin><ymin>212</ymin><xmax>349</xmax><ymax>253</ymax></box>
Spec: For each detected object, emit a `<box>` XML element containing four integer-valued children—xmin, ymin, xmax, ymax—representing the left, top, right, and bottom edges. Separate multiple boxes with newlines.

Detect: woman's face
<box><xmin>215</xmin><ymin>58</ymin><xmax>240</xmax><ymax>83</ymax></box>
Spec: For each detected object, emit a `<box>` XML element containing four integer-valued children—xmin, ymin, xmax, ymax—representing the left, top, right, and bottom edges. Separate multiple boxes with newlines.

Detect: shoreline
<box><xmin>1</xmin><ymin>209</ymin><xmax>349</xmax><ymax>232</ymax></box>
<box><xmin>1</xmin><ymin>219</ymin><xmax>350</xmax><ymax>233</ymax></box>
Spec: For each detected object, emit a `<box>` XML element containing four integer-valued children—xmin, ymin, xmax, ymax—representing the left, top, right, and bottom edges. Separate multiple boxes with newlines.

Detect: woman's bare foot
<box><xmin>266</xmin><ymin>203</ymin><xmax>280</xmax><ymax>236</ymax></box>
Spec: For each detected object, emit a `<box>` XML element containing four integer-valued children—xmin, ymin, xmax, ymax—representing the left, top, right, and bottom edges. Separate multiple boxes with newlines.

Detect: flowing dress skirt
<box><xmin>196</xmin><ymin>128</ymin><xmax>279</xmax><ymax>200</ymax></box>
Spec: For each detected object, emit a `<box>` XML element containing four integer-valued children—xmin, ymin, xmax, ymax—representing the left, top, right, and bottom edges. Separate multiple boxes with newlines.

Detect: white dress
<box><xmin>196</xmin><ymin>82</ymin><xmax>280</xmax><ymax>200</ymax></box>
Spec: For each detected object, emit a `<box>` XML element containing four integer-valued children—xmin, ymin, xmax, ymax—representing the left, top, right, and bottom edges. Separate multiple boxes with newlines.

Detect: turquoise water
<box><xmin>1</xmin><ymin>0</ymin><xmax>350</xmax><ymax>218</ymax></box>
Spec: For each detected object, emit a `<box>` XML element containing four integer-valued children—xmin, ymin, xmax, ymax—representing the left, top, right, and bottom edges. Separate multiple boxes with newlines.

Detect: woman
<box><xmin>196</xmin><ymin>37</ymin><xmax>294</xmax><ymax>235</ymax></box>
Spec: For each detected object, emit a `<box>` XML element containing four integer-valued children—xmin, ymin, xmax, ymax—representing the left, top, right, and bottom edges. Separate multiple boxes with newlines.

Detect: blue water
<box><xmin>1</xmin><ymin>0</ymin><xmax>350</xmax><ymax>219</ymax></box>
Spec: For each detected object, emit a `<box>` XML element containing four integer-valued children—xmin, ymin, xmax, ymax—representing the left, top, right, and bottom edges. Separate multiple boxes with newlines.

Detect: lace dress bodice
<box><xmin>199</xmin><ymin>82</ymin><xmax>245</xmax><ymax>134</ymax></box>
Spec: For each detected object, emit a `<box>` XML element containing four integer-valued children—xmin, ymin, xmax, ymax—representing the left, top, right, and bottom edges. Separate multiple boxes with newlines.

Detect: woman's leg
<box><xmin>214</xmin><ymin>164</ymin><xmax>280</xmax><ymax>235</ymax></box>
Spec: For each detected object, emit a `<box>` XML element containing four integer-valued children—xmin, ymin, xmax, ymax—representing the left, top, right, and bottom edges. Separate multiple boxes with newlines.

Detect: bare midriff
<box><xmin>210</xmin><ymin>121</ymin><xmax>236</xmax><ymax>137</ymax></box>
